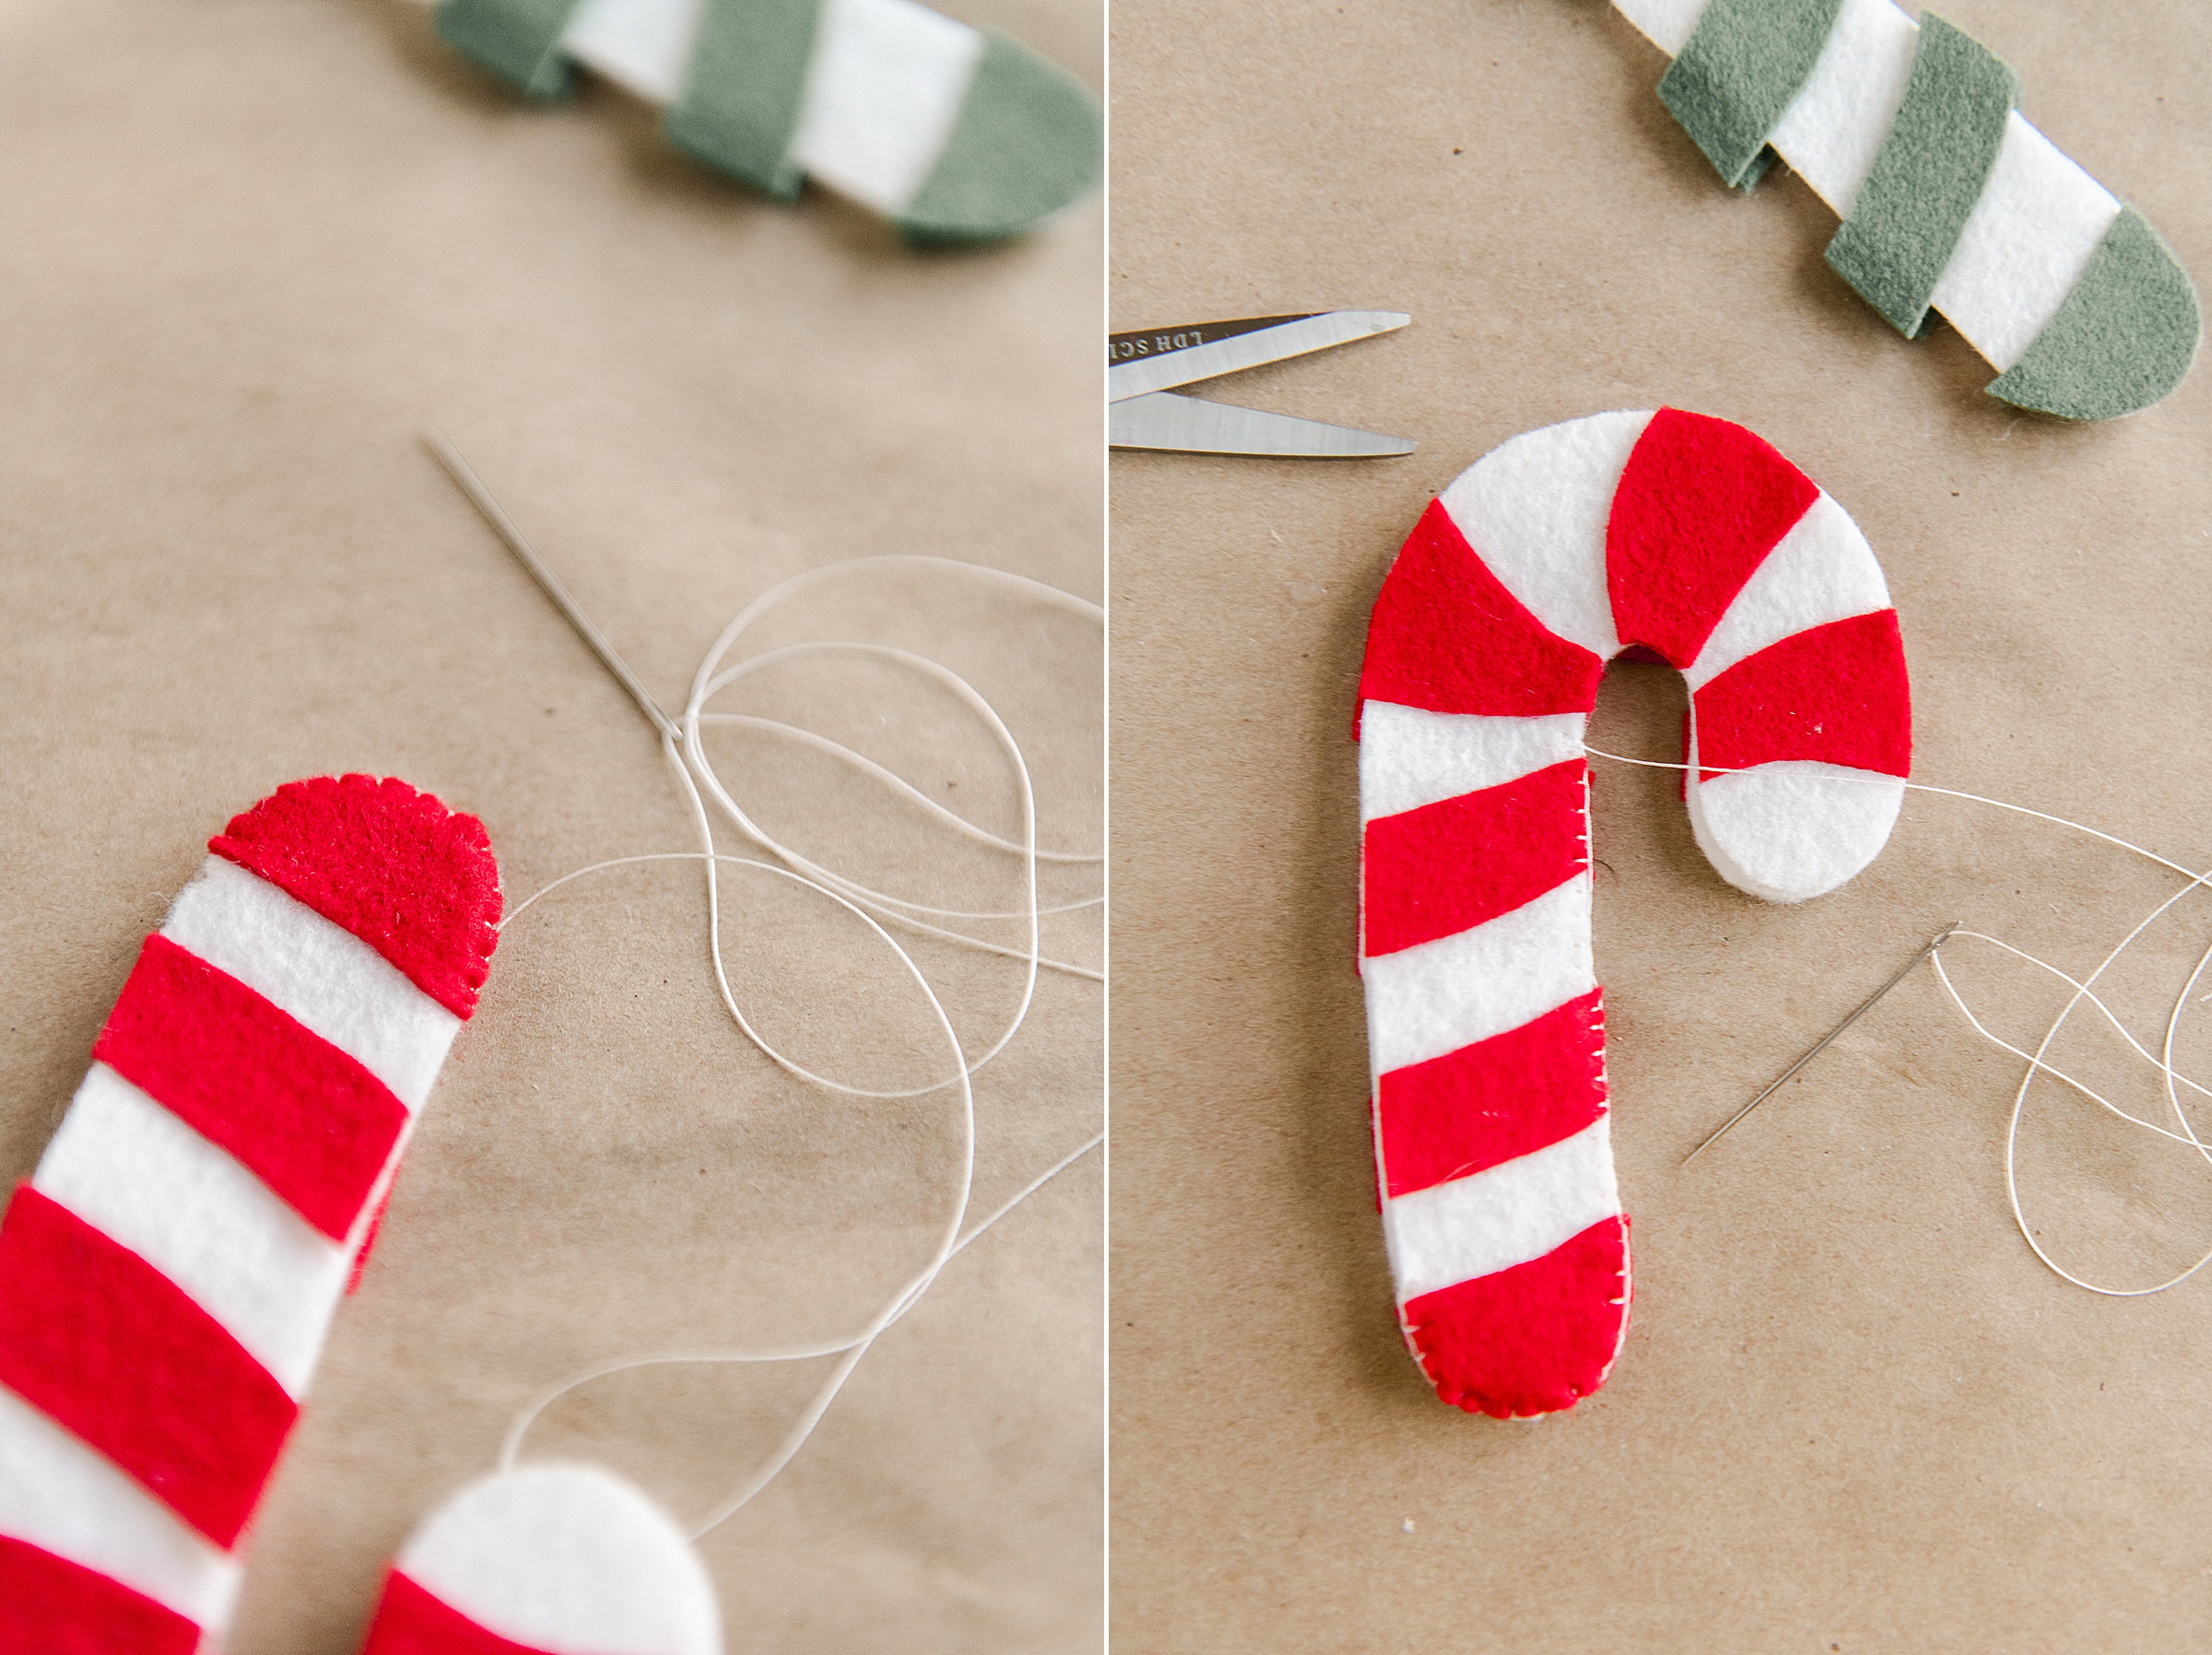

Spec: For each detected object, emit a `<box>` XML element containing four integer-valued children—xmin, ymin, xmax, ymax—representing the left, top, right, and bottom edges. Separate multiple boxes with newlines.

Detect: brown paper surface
<box><xmin>0</xmin><ymin>0</ymin><xmax>1100</xmax><ymax>1648</ymax></box>
<box><xmin>1109</xmin><ymin>1</ymin><xmax>2212</xmax><ymax>1648</ymax></box>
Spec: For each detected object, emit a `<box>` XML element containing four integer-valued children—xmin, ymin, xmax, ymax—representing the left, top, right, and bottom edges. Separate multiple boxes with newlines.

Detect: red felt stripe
<box><xmin>0</xmin><ymin>1534</ymin><xmax>201</xmax><ymax>1655</ymax></box>
<box><xmin>1358</xmin><ymin>500</ymin><xmax>1605</xmax><ymax>721</ymax></box>
<box><xmin>0</xmin><ymin>1184</ymin><xmax>297</xmax><ymax>1548</ymax></box>
<box><xmin>94</xmin><ymin>934</ymin><xmax>407</xmax><ymax>1242</ymax></box>
<box><xmin>361</xmin><ymin>1570</ymin><xmax>554</xmax><ymax>1655</ymax></box>
<box><xmin>1606</xmin><ymin>408</ymin><xmax>1819</xmax><ymax>669</ymax></box>
<box><xmin>1376</xmin><ymin>989</ymin><xmax>1608</xmax><ymax>1197</ymax></box>
<box><xmin>1360</xmin><ymin>761</ymin><xmax>1588</xmax><ymax>957</ymax></box>
<box><xmin>1402</xmin><ymin>1215</ymin><xmax>1630</xmax><ymax>1419</ymax></box>
<box><xmin>1694</xmin><ymin>609</ymin><xmax>1912</xmax><ymax>779</ymax></box>
<box><xmin>211</xmin><ymin>775</ymin><xmax>501</xmax><ymax>1020</ymax></box>
<box><xmin>347</xmin><ymin>1183</ymin><xmax>395</xmax><ymax>1297</ymax></box>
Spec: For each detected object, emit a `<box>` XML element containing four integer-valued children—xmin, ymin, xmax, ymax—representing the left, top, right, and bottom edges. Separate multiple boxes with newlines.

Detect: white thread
<box><xmin>491</xmin><ymin>556</ymin><xmax>1101</xmax><ymax>1536</ymax></box>
<box><xmin>1584</xmin><ymin>744</ymin><xmax>2212</xmax><ymax>1297</ymax></box>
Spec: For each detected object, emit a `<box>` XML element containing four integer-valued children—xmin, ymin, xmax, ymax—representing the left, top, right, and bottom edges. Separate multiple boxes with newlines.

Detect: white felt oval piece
<box><xmin>1686</xmin><ymin>759</ymin><xmax>1905</xmax><ymax>904</ymax></box>
<box><xmin>398</xmin><ymin>1464</ymin><xmax>723</xmax><ymax>1655</ymax></box>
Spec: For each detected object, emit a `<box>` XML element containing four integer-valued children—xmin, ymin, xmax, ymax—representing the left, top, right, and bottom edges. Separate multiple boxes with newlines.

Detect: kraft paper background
<box><xmin>1110</xmin><ymin>1</ymin><xmax>2212</xmax><ymax>1649</ymax></box>
<box><xmin>0</xmin><ymin>0</ymin><xmax>1100</xmax><ymax>1648</ymax></box>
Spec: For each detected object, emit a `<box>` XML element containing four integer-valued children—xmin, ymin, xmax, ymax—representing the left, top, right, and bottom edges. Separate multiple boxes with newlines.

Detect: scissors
<box><xmin>1109</xmin><ymin>311</ymin><xmax>1415</xmax><ymax>458</ymax></box>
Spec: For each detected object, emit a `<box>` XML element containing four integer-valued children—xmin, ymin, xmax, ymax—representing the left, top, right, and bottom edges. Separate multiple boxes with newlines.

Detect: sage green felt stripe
<box><xmin>663</xmin><ymin>0</ymin><xmax>823</xmax><ymax>202</ymax></box>
<box><xmin>1825</xmin><ymin>16</ymin><xmax>2017</xmax><ymax>337</ymax></box>
<box><xmin>435</xmin><ymin>0</ymin><xmax>582</xmax><ymax>100</ymax></box>
<box><xmin>1658</xmin><ymin>0</ymin><xmax>1842</xmax><ymax>190</ymax></box>
<box><xmin>1987</xmin><ymin>207</ymin><xmax>2203</xmax><ymax>420</ymax></box>
<box><xmin>897</xmin><ymin>32</ymin><xmax>1102</xmax><ymax>245</ymax></box>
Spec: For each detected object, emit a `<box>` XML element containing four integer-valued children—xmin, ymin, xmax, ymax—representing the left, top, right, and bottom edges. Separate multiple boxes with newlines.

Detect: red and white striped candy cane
<box><xmin>1357</xmin><ymin>408</ymin><xmax>1912</xmax><ymax>1418</ymax></box>
<box><xmin>0</xmin><ymin>775</ymin><xmax>500</xmax><ymax>1651</ymax></box>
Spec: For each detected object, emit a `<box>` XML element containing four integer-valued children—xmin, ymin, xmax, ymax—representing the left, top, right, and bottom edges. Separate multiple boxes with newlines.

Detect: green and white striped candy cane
<box><xmin>1617</xmin><ymin>0</ymin><xmax>2200</xmax><ymax>420</ymax></box>
<box><xmin>429</xmin><ymin>0</ymin><xmax>1100</xmax><ymax>244</ymax></box>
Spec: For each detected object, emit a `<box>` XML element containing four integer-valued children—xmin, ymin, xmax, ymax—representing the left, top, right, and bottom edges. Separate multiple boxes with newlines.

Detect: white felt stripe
<box><xmin>161</xmin><ymin>857</ymin><xmax>459</xmax><ymax>1111</ymax></box>
<box><xmin>1928</xmin><ymin>112</ymin><xmax>2120</xmax><ymax>372</ymax></box>
<box><xmin>1364</xmin><ymin>874</ymin><xmax>1594</xmax><ymax>1075</ymax></box>
<box><xmin>0</xmin><ymin>1381</ymin><xmax>241</xmax><ymax>1627</ymax></box>
<box><xmin>32</xmin><ymin>1065</ymin><xmax>351</xmax><ymax>1399</ymax></box>
<box><xmin>1612</xmin><ymin>0</ymin><xmax>2124</xmax><ymax>373</ymax></box>
<box><xmin>1686</xmin><ymin>754</ymin><xmax>1906</xmax><ymax>905</ymax></box>
<box><xmin>1435</xmin><ymin>410</ymin><xmax>1649</xmax><ymax>660</ymax></box>
<box><xmin>1613</xmin><ymin>0</ymin><xmax>1706</xmax><ymax>58</ymax></box>
<box><xmin>1359</xmin><ymin>704</ymin><xmax>1588</xmax><ymax>824</ymax></box>
<box><xmin>400</xmin><ymin>1465</ymin><xmax>722</xmax><ymax>1655</ymax></box>
<box><xmin>561</xmin><ymin>0</ymin><xmax>705</xmax><ymax>104</ymax></box>
<box><xmin>1383</xmin><ymin>1118</ymin><xmax>1620</xmax><ymax>1303</ymax></box>
<box><xmin>1684</xmin><ymin>491</ymin><xmax>1891</xmax><ymax>688</ymax></box>
<box><xmin>788</xmin><ymin>0</ymin><xmax>985</xmax><ymax>214</ymax></box>
<box><xmin>1765</xmin><ymin>0</ymin><xmax>1917</xmax><ymax>217</ymax></box>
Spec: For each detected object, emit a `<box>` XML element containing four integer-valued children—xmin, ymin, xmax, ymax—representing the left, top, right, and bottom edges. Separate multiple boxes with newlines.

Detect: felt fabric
<box><xmin>1685</xmin><ymin>758</ymin><xmax>1907</xmax><ymax>904</ymax></box>
<box><xmin>1766</xmin><ymin>0</ymin><xmax>1918</xmax><ymax>215</ymax></box>
<box><xmin>1357</xmin><ymin>501</ymin><xmax>1605</xmax><ymax>721</ymax></box>
<box><xmin>1400</xmin><ymin>1218</ymin><xmax>1630</xmax><ymax>1420</ymax></box>
<box><xmin>349</xmin><ymin>1186</ymin><xmax>395</xmax><ymax>1297</ymax></box>
<box><xmin>1693</xmin><ymin>608</ymin><xmax>1912</xmax><ymax>778</ymax></box>
<box><xmin>663</xmin><ymin>0</ymin><xmax>822</xmax><ymax>201</ymax></box>
<box><xmin>163</xmin><ymin>856</ymin><xmax>461</xmax><ymax>1112</ymax></box>
<box><xmin>0</xmin><ymin>1184</ymin><xmax>297</xmax><ymax>1548</ymax></box>
<box><xmin>366</xmin><ymin>1570</ymin><xmax>557</xmax><ymax>1655</ymax></box>
<box><xmin>0</xmin><ymin>1381</ymin><xmax>239</xmax><ymax>1627</ymax></box>
<box><xmin>1432</xmin><ymin>409</ymin><xmax>1649</xmax><ymax>659</ymax></box>
<box><xmin>93</xmin><ymin>934</ymin><xmax>406</xmax><ymax>1243</ymax></box>
<box><xmin>1382</xmin><ymin>1119</ymin><xmax>1619</xmax><ymax>1301</ymax></box>
<box><xmin>1358</xmin><ymin>704</ymin><xmax>1590</xmax><ymax>824</ymax></box>
<box><xmin>35</xmin><ymin>1065</ymin><xmax>351</xmax><ymax>1396</ymax></box>
<box><xmin>1929</xmin><ymin>113</ymin><xmax>2124</xmax><ymax>372</ymax></box>
<box><xmin>1606</xmin><ymin>407</ymin><xmax>1819</xmax><ymax>669</ymax></box>
<box><xmin>1356</xmin><ymin>410</ymin><xmax>1909</xmax><ymax>1417</ymax></box>
<box><xmin>370</xmin><ymin>1464</ymin><xmax>724</xmax><ymax>1655</ymax></box>
<box><xmin>1682</xmin><ymin>490</ymin><xmax>1892</xmax><ymax>688</ymax></box>
<box><xmin>1618</xmin><ymin>0</ymin><xmax>2202</xmax><ymax>416</ymax></box>
<box><xmin>1363</xmin><ymin>874</ymin><xmax>1595</xmax><ymax>1076</ymax></box>
<box><xmin>435</xmin><ymin>0</ymin><xmax>583</xmax><ymax>99</ymax></box>
<box><xmin>898</xmin><ymin>29</ymin><xmax>1105</xmax><ymax>244</ymax></box>
<box><xmin>562</xmin><ymin>0</ymin><xmax>706</xmax><ymax>102</ymax></box>
<box><xmin>1824</xmin><ymin>14</ymin><xmax>2018</xmax><ymax>337</ymax></box>
<box><xmin>1657</xmin><ymin>0</ymin><xmax>1843</xmax><ymax>189</ymax></box>
<box><xmin>424</xmin><ymin>0</ymin><xmax>1100</xmax><ymax>241</ymax></box>
<box><xmin>0</xmin><ymin>1533</ymin><xmax>199</xmax><ymax>1655</ymax></box>
<box><xmin>1986</xmin><ymin>205</ymin><xmax>2205</xmax><ymax>420</ymax></box>
<box><xmin>0</xmin><ymin>778</ymin><xmax>499</xmax><ymax>1645</ymax></box>
<box><xmin>211</xmin><ymin>774</ymin><xmax>501</xmax><ymax>1022</ymax></box>
<box><xmin>1360</xmin><ymin>761</ymin><xmax>1588</xmax><ymax>956</ymax></box>
<box><xmin>1376</xmin><ymin>990</ymin><xmax>1609</xmax><ymax>1199</ymax></box>
<box><xmin>794</xmin><ymin>0</ymin><xmax>986</xmax><ymax>217</ymax></box>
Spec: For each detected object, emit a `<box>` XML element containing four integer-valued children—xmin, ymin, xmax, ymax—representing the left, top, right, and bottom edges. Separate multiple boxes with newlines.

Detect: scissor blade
<box><xmin>1107</xmin><ymin>311</ymin><xmax>1409</xmax><ymax>402</ymax></box>
<box><xmin>1110</xmin><ymin>392</ymin><xmax>1415</xmax><ymax>458</ymax></box>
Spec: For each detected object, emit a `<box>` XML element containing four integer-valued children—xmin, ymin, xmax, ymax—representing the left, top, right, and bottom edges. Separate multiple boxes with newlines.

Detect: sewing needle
<box><xmin>1682</xmin><ymin>921</ymin><xmax>1961</xmax><ymax>1167</ymax></box>
<box><xmin>422</xmin><ymin>427</ymin><xmax>681</xmax><ymax>743</ymax></box>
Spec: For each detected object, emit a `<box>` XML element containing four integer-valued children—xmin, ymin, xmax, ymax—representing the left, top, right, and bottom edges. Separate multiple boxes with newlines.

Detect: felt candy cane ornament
<box><xmin>1357</xmin><ymin>408</ymin><xmax>1912</xmax><ymax>1418</ymax></box>
<box><xmin>0</xmin><ymin>776</ymin><xmax>500</xmax><ymax>1652</ymax></box>
<box><xmin>429</xmin><ymin>0</ymin><xmax>1102</xmax><ymax>244</ymax></box>
<box><xmin>359</xmin><ymin>1464</ymin><xmax>722</xmax><ymax>1655</ymax></box>
<box><xmin>1613</xmin><ymin>0</ymin><xmax>2200</xmax><ymax>418</ymax></box>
